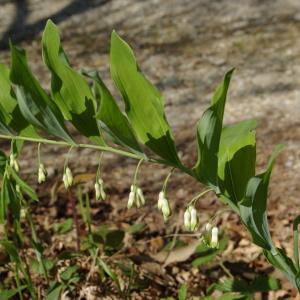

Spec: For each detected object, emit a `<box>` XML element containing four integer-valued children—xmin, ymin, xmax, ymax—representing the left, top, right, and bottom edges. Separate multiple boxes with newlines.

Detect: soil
<box><xmin>0</xmin><ymin>0</ymin><xmax>300</xmax><ymax>299</ymax></box>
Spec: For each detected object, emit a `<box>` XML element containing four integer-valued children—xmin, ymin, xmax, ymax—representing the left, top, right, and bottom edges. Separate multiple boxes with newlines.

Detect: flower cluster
<box><xmin>184</xmin><ymin>205</ymin><xmax>198</xmax><ymax>231</ymax></box>
<box><xmin>9</xmin><ymin>153</ymin><xmax>19</xmax><ymax>172</ymax></box>
<box><xmin>38</xmin><ymin>163</ymin><xmax>47</xmax><ymax>184</ymax></box>
<box><xmin>204</xmin><ymin>222</ymin><xmax>219</xmax><ymax>249</ymax></box>
<box><xmin>95</xmin><ymin>178</ymin><xmax>106</xmax><ymax>201</ymax></box>
<box><xmin>157</xmin><ymin>191</ymin><xmax>171</xmax><ymax>221</ymax></box>
<box><xmin>127</xmin><ymin>184</ymin><xmax>146</xmax><ymax>208</ymax></box>
<box><xmin>63</xmin><ymin>167</ymin><xmax>73</xmax><ymax>189</ymax></box>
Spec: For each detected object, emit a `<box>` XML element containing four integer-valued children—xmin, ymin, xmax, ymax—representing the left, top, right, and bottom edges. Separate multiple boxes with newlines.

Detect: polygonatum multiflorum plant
<box><xmin>0</xmin><ymin>19</ymin><xmax>299</xmax><ymax>293</ymax></box>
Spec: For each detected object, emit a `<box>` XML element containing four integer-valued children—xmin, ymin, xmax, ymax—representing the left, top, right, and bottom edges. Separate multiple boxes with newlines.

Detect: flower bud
<box><xmin>157</xmin><ymin>191</ymin><xmax>165</xmax><ymax>210</ymax></box>
<box><xmin>20</xmin><ymin>208</ymin><xmax>27</xmax><ymax>219</ymax></box>
<box><xmin>16</xmin><ymin>184</ymin><xmax>21</xmax><ymax>194</ymax></box>
<box><xmin>10</xmin><ymin>154</ymin><xmax>19</xmax><ymax>172</ymax></box>
<box><xmin>190</xmin><ymin>206</ymin><xmax>198</xmax><ymax>231</ymax></box>
<box><xmin>65</xmin><ymin>167</ymin><xmax>73</xmax><ymax>187</ymax></box>
<box><xmin>210</xmin><ymin>226</ymin><xmax>219</xmax><ymax>248</ymax></box>
<box><xmin>205</xmin><ymin>222</ymin><xmax>212</xmax><ymax>232</ymax></box>
<box><xmin>184</xmin><ymin>208</ymin><xmax>191</xmax><ymax>230</ymax></box>
<box><xmin>9</xmin><ymin>154</ymin><xmax>14</xmax><ymax>167</ymax></box>
<box><xmin>38</xmin><ymin>164</ymin><xmax>47</xmax><ymax>184</ymax></box>
<box><xmin>63</xmin><ymin>173</ymin><xmax>69</xmax><ymax>189</ymax></box>
<box><xmin>95</xmin><ymin>178</ymin><xmax>106</xmax><ymax>200</ymax></box>
<box><xmin>127</xmin><ymin>191</ymin><xmax>135</xmax><ymax>209</ymax></box>
<box><xmin>95</xmin><ymin>182</ymin><xmax>101</xmax><ymax>200</ymax></box>
<box><xmin>100</xmin><ymin>185</ymin><xmax>106</xmax><ymax>201</ymax></box>
<box><xmin>14</xmin><ymin>160</ymin><xmax>19</xmax><ymax>172</ymax></box>
<box><xmin>161</xmin><ymin>197</ymin><xmax>171</xmax><ymax>221</ymax></box>
<box><xmin>137</xmin><ymin>187</ymin><xmax>145</xmax><ymax>206</ymax></box>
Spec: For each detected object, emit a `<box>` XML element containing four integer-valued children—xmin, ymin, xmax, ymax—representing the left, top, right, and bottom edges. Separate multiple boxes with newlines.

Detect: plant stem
<box><xmin>187</xmin><ymin>188</ymin><xmax>214</xmax><ymax>206</ymax></box>
<box><xmin>293</xmin><ymin>216</ymin><xmax>300</xmax><ymax>271</ymax></box>
<box><xmin>0</xmin><ymin>134</ymin><xmax>195</xmax><ymax>177</ymax></box>
<box><xmin>27</xmin><ymin>207</ymin><xmax>50</xmax><ymax>284</ymax></box>
<box><xmin>0</xmin><ymin>134</ymin><xmax>145</xmax><ymax>161</ymax></box>
<box><xmin>162</xmin><ymin>168</ymin><xmax>175</xmax><ymax>192</ymax></box>
<box><xmin>15</xmin><ymin>267</ymin><xmax>24</xmax><ymax>300</ymax></box>
<box><xmin>68</xmin><ymin>189</ymin><xmax>81</xmax><ymax>251</ymax></box>
<box><xmin>133</xmin><ymin>158</ymin><xmax>144</xmax><ymax>184</ymax></box>
<box><xmin>219</xmin><ymin>261</ymin><xmax>233</xmax><ymax>278</ymax></box>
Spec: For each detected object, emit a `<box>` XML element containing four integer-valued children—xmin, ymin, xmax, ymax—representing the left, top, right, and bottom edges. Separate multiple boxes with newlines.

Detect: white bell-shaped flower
<box><xmin>38</xmin><ymin>163</ymin><xmax>47</xmax><ymax>184</ymax></box>
<box><xmin>210</xmin><ymin>226</ymin><xmax>219</xmax><ymax>248</ymax></box>
<box><xmin>184</xmin><ymin>208</ymin><xmax>191</xmax><ymax>230</ymax></box>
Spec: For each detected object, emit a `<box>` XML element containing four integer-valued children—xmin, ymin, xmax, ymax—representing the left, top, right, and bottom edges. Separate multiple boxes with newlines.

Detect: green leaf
<box><xmin>239</xmin><ymin>144</ymin><xmax>284</xmax><ymax>250</ymax></box>
<box><xmin>293</xmin><ymin>215</ymin><xmax>300</xmax><ymax>271</ymax></box>
<box><xmin>31</xmin><ymin>258</ymin><xmax>54</xmax><ymax>274</ymax></box>
<box><xmin>0</xmin><ymin>286</ymin><xmax>26</xmax><ymax>300</ymax></box>
<box><xmin>9</xmin><ymin>44</ymin><xmax>74</xmax><ymax>144</ymax></box>
<box><xmin>8</xmin><ymin>166</ymin><xmax>38</xmax><ymax>201</ymax></box>
<box><xmin>60</xmin><ymin>265</ymin><xmax>79</xmax><ymax>281</ymax></box>
<box><xmin>84</xmin><ymin>71</ymin><xmax>144</xmax><ymax>156</ymax></box>
<box><xmin>215</xmin><ymin>275</ymin><xmax>280</xmax><ymax>293</ymax></box>
<box><xmin>46</xmin><ymin>282</ymin><xmax>63</xmax><ymax>300</ymax></box>
<box><xmin>192</xmin><ymin>236</ymin><xmax>228</xmax><ymax>267</ymax></box>
<box><xmin>218</xmin><ymin>293</ymin><xmax>249</xmax><ymax>300</ymax></box>
<box><xmin>105</xmin><ymin>229</ymin><xmax>125</xmax><ymax>250</ymax></box>
<box><xmin>42</xmin><ymin>20</ymin><xmax>104</xmax><ymax>145</ymax></box>
<box><xmin>0</xmin><ymin>175</ymin><xmax>20</xmax><ymax>223</ymax></box>
<box><xmin>0</xmin><ymin>63</ymin><xmax>38</xmax><ymax>137</ymax></box>
<box><xmin>126</xmin><ymin>223</ymin><xmax>146</xmax><ymax>234</ymax></box>
<box><xmin>0</xmin><ymin>240</ymin><xmax>21</xmax><ymax>265</ymax></box>
<box><xmin>264</xmin><ymin>247</ymin><xmax>298</xmax><ymax>285</ymax></box>
<box><xmin>0</xmin><ymin>109</ymin><xmax>13</xmax><ymax>135</ymax></box>
<box><xmin>53</xmin><ymin>218</ymin><xmax>73</xmax><ymax>234</ymax></box>
<box><xmin>218</xmin><ymin>119</ymin><xmax>257</xmax><ymax>210</ymax></box>
<box><xmin>110</xmin><ymin>31</ymin><xmax>180</xmax><ymax>165</ymax></box>
<box><xmin>0</xmin><ymin>151</ymin><xmax>7</xmax><ymax>175</ymax></box>
<box><xmin>193</xmin><ymin>69</ymin><xmax>234</xmax><ymax>186</ymax></box>
<box><xmin>97</xmin><ymin>258</ymin><xmax>118</xmax><ymax>282</ymax></box>
<box><xmin>249</xmin><ymin>275</ymin><xmax>281</xmax><ymax>292</ymax></box>
<box><xmin>178</xmin><ymin>283</ymin><xmax>187</xmax><ymax>300</ymax></box>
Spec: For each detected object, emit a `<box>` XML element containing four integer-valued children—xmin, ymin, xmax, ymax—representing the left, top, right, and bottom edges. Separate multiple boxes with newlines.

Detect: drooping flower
<box><xmin>38</xmin><ymin>163</ymin><xmax>47</xmax><ymax>184</ymax></box>
<box><xmin>190</xmin><ymin>206</ymin><xmax>198</xmax><ymax>231</ymax></box>
<box><xmin>95</xmin><ymin>178</ymin><xmax>106</xmax><ymax>200</ymax></box>
<box><xmin>210</xmin><ymin>226</ymin><xmax>219</xmax><ymax>248</ymax></box>
<box><xmin>183</xmin><ymin>206</ymin><xmax>198</xmax><ymax>231</ymax></box>
<box><xmin>184</xmin><ymin>208</ymin><xmax>191</xmax><ymax>230</ymax></box>
<box><xmin>10</xmin><ymin>153</ymin><xmax>19</xmax><ymax>172</ymax></box>
<box><xmin>63</xmin><ymin>167</ymin><xmax>73</xmax><ymax>189</ymax></box>
<box><xmin>127</xmin><ymin>185</ymin><xmax>136</xmax><ymax>209</ymax></box>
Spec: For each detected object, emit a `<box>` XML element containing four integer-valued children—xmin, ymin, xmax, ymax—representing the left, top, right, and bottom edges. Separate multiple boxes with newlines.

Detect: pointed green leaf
<box><xmin>8</xmin><ymin>165</ymin><xmax>38</xmax><ymax>201</ymax></box>
<box><xmin>264</xmin><ymin>247</ymin><xmax>298</xmax><ymax>285</ymax></box>
<box><xmin>239</xmin><ymin>144</ymin><xmax>284</xmax><ymax>249</ymax></box>
<box><xmin>46</xmin><ymin>283</ymin><xmax>63</xmax><ymax>300</ymax></box>
<box><xmin>0</xmin><ymin>63</ymin><xmax>38</xmax><ymax>137</ymax></box>
<box><xmin>110</xmin><ymin>31</ymin><xmax>180</xmax><ymax>165</ymax></box>
<box><xmin>0</xmin><ymin>240</ymin><xmax>21</xmax><ymax>264</ymax></box>
<box><xmin>193</xmin><ymin>69</ymin><xmax>234</xmax><ymax>186</ymax></box>
<box><xmin>178</xmin><ymin>284</ymin><xmax>187</xmax><ymax>300</ymax></box>
<box><xmin>42</xmin><ymin>20</ymin><xmax>104</xmax><ymax>145</ymax></box>
<box><xmin>9</xmin><ymin>44</ymin><xmax>74</xmax><ymax>144</ymax></box>
<box><xmin>218</xmin><ymin>119</ymin><xmax>256</xmax><ymax>210</ymax></box>
<box><xmin>293</xmin><ymin>215</ymin><xmax>300</xmax><ymax>271</ymax></box>
<box><xmin>0</xmin><ymin>175</ymin><xmax>20</xmax><ymax>223</ymax></box>
<box><xmin>85</xmin><ymin>71</ymin><xmax>144</xmax><ymax>156</ymax></box>
<box><xmin>0</xmin><ymin>286</ymin><xmax>26</xmax><ymax>300</ymax></box>
<box><xmin>0</xmin><ymin>109</ymin><xmax>13</xmax><ymax>135</ymax></box>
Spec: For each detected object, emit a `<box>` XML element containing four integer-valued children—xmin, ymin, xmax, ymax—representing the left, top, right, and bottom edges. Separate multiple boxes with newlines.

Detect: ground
<box><xmin>0</xmin><ymin>0</ymin><xmax>300</xmax><ymax>299</ymax></box>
